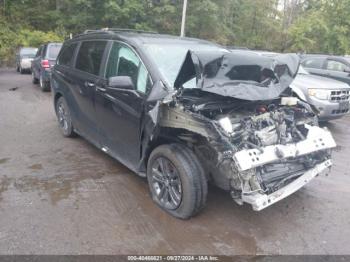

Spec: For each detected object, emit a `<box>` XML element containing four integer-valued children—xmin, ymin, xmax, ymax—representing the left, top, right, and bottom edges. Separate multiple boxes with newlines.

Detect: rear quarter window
<box><xmin>57</xmin><ymin>43</ymin><xmax>77</xmax><ymax>66</ymax></box>
<box><xmin>75</xmin><ymin>41</ymin><xmax>107</xmax><ymax>75</ymax></box>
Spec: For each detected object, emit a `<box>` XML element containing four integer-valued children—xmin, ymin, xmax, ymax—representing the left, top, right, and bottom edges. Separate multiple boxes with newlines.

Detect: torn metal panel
<box><xmin>159</xmin><ymin>105</ymin><xmax>216</xmax><ymax>138</ymax></box>
<box><xmin>174</xmin><ymin>51</ymin><xmax>300</xmax><ymax>101</ymax></box>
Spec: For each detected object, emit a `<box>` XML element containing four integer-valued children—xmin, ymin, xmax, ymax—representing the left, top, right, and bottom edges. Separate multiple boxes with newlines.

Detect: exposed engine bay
<box><xmin>157</xmin><ymin>89</ymin><xmax>335</xmax><ymax>210</ymax></box>
<box><xmin>145</xmin><ymin>51</ymin><xmax>336</xmax><ymax>211</ymax></box>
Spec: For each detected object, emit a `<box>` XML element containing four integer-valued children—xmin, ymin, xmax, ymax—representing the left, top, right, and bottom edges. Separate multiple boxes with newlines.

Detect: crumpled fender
<box><xmin>138</xmin><ymin>81</ymin><xmax>174</xmax><ymax>172</ymax></box>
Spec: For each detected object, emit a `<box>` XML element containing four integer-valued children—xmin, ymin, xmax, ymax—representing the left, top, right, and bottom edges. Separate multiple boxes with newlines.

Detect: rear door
<box><xmin>71</xmin><ymin>40</ymin><xmax>108</xmax><ymax>144</ymax></box>
<box><xmin>324</xmin><ymin>59</ymin><xmax>350</xmax><ymax>85</ymax></box>
<box><xmin>53</xmin><ymin>42</ymin><xmax>79</xmax><ymax>117</ymax></box>
<box><xmin>94</xmin><ymin>41</ymin><xmax>152</xmax><ymax>169</ymax></box>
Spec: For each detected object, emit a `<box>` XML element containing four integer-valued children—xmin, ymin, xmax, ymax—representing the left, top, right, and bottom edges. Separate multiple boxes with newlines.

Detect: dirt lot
<box><xmin>0</xmin><ymin>68</ymin><xmax>350</xmax><ymax>255</ymax></box>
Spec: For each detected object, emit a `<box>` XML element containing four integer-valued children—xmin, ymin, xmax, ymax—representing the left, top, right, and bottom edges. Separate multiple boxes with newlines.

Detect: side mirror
<box><xmin>108</xmin><ymin>76</ymin><xmax>134</xmax><ymax>90</ymax></box>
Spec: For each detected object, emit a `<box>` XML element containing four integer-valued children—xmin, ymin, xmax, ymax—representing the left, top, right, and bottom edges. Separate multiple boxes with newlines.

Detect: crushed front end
<box><xmin>148</xmin><ymin>50</ymin><xmax>337</xmax><ymax>211</ymax></box>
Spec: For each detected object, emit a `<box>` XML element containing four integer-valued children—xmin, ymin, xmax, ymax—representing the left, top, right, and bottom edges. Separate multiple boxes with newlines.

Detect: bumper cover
<box><xmin>241</xmin><ymin>159</ymin><xmax>332</xmax><ymax>211</ymax></box>
<box><xmin>308</xmin><ymin>96</ymin><xmax>349</xmax><ymax>120</ymax></box>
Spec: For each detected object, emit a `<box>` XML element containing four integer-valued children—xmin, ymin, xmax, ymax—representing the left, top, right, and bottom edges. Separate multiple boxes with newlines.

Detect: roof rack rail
<box><xmin>73</xmin><ymin>28</ymin><xmax>158</xmax><ymax>39</ymax></box>
<box><xmin>83</xmin><ymin>29</ymin><xmax>101</xmax><ymax>34</ymax></box>
<box><xmin>72</xmin><ymin>30</ymin><xmax>104</xmax><ymax>38</ymax></box>
<box><xmin>100</xmin><ymin>28</ymin><xmax>158</xmax><ymax>34</ymax></box>
<box><xmin>75</xmin><ymin>28</ymin><xmax>157</xmax><ymax>36</ymax></box>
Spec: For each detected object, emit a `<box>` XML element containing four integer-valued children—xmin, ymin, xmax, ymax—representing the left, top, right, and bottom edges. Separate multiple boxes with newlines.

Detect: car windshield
<box><xmin>47</xmin><ymin>44</ymin><xmax>62</xmax><ymax>60</ymax></box>
<box><xmin>20</xmin><ymin>48</ymin><xmax>37</xmax><ymax>58</ymax></box>
<box><xmin>143</xmin><ymin>42</ymin><xmax>227</xmax><ymax>88</ymax></box>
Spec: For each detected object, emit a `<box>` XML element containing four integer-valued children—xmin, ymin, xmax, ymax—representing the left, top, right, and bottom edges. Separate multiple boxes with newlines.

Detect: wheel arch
<box><xmin>142</xmin><ymin>127</ymin><xmax>206</xmax><ymax>172</ymax></box>
<box><xmin>142</xmin><ymin>128</ymin><xmax>185</xmax><ymax>169</ymax></box>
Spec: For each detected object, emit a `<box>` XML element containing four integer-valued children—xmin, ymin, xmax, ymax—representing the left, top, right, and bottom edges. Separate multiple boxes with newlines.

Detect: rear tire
<box><xmin>19</xmin><ymin>66</ymin><xmax>24</xmax><ymax>74</ymax></box>
<box><xmin>32</xmin><ymin>71</ymin><xmax>39</xmax><ymax>84</ymax></box>
<box><xmin>55</xmin><ymin>96</ymin><xmax>76</xmax><ymax>138</ymax></box>
<box><xmin>40</xmin><ymin>74</ymin><xmax>50</xmax><ymax>91</ymax></box>
<box><xmin>147</xmin><ymin>144</ymin><xmax>208</xmax><ymax>219</ymax></box>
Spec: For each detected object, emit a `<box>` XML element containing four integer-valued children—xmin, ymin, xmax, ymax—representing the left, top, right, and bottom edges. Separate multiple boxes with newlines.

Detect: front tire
<box><xmin>147</xmin><ymin>144</ymin><xmax>207</xmax><ymax>219</ymax></box>
<box><xmin>55</xmin><ymin>96</ymin><xmax>76</xmax><ymax>137</ymax></box>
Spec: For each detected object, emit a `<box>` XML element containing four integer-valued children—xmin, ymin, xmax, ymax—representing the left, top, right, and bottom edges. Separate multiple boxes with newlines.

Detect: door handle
<box><xmin>96</xmin><ymin>86</ymin><xmax>107</xmax><ymax>92</ymax></box>
<box><xmin>85</xmin><ymin>81</ymin><xmax>95</xmax><ymax>87</ymax></box>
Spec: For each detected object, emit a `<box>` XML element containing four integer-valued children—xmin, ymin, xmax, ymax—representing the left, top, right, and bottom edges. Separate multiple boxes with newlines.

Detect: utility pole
<box><xmin>180</xmin><ymin>0</ymin><xmax>188</xmax><ymax>37</ymax></box>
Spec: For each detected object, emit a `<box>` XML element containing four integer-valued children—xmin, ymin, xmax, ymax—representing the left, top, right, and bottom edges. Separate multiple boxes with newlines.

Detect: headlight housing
<box><xmin>308</xmin><ymin>89</ymin><xmax>330</xmax><ymax>100</ymax></box>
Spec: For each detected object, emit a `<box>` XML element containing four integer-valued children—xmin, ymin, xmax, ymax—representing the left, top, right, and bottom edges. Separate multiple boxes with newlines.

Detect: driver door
<box><xmin>94</xmin><ymin>41</ymin><xmax>151</xmax><ymax>170</ymax></box>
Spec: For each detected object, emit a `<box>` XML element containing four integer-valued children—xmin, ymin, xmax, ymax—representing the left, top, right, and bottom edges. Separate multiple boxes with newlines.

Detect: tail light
<box><xmin>41</xmin><ymin>60</ymin><xmax>50</xmax><ymax>69</ymax></box>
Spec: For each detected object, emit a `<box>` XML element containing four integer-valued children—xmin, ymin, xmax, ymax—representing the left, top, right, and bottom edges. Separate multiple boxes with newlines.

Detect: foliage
<box><xmin>1</xmin><ymin>0</ymin><xmax>350</xmax><ymax>65</ymax></box>
<box><xmin>0</xmin><ymin>25</ymin><xmax>63</xmax><ymax>65</ymax></box>
<box><xmin>0</xmin><ymin>18</ymin><xmax>19</xmax><ymax>65</ymax></box>
<box><xmin>17</xmin><ymin>29</ymin><xmax>63</xmax><ymax>47</ymax></box>
<box><xmin>288</xmin><ymin>0</ymin><xmax>350</xmax><ymax>55</ymax></box>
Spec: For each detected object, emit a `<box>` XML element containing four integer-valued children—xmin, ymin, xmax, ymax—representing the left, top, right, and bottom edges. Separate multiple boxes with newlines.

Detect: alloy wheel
<box><xmin>57</xmin><ymin>102</ymin><xmax>69</xmax><ymax>132</ymax></box>
<box><xmin>151</xmin><ymin>157</ymin><xmax>182</xmax><ymax>210</ymax></box>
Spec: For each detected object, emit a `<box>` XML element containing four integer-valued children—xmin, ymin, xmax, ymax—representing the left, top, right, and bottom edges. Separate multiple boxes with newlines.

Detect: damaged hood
<box><xmin>174</xmin><ymin>51</ymin><xmax>300</xmax><ymax>101</ymax></box>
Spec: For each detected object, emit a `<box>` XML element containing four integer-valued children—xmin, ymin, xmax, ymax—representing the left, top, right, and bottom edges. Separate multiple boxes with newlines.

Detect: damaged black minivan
<box><xmin>51</xmin><ymin>29</ymin><xmax>336</xmax><ymax>219</ymax></box>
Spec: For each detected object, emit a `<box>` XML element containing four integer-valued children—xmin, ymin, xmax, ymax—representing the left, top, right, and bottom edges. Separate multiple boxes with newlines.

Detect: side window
<box><xmin>76</xmin><ymin>41</ymin><xmax>107</xmax><ymax>75</ymax></box>
<box><xmin>42</xmin><ymin>45</ymin><xmax>47</xmax><ymax>58</ymax></box>
<box><xmin>35</xmin><ymin>47</ymin><xmax>42</xmax><ymax>58</ymax></box>
<box><xmin>301</xmin><ymin>58</ymin><xmax>324</xmax><ymax>69</ymax></box>
<box><xmin>106</xmin><ymin>42</ymin><xmax>151</xmax><ymax>93</ymax></box>
<box><xmin>57</xmin><ymin>43</ymin><xmax>77</xmax><ymax>66</ymax></box>
<box><xmin>326</xmin><ymin>60</ymin><xmax>350</xmax><ymax>72</ymax></box>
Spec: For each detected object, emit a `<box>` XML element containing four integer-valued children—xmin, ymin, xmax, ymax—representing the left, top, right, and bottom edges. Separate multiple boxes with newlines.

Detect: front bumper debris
<box><xmin>233</xmin><ymin>125</ymin><xmax>336</xmax><ymax>171</ymax></box>
<box><xmin>241</xmin><ymin>159</ymin><xmax>332</xmax><ymax>211</ymax></box>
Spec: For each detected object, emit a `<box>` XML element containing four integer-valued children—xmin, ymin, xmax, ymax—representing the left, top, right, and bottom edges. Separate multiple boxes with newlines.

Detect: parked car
<box><xmin>240</xmin><ymin>51</ymin><xmax>350</xmax><ymax>121</ymax></box>
<box><xmin>291</xmin><ymin>66</ymin><xmax>350</xmax><ymax>121</ymax></box>
<box><xmin>15</xmin><ymin>47</ymin><xmax>37</xmax><ymax>74</ymax></box>
<box><xmin>301</xmin><ymin>54</ymin><xmax>350</xmax><ymax>85</ymax></box>
<box><xmin>51</xmin><ymin>29</ymin><xmax>336</xmax><ymax>219</ymax></box>
<box><xmin>31</xmin><ymin>42</ymin><xmax>62</xmax><ymax>91</ymax></box>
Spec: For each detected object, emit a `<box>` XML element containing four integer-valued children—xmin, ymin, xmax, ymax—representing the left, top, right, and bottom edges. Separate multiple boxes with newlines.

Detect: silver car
<box><xmin>15</xmin><ymin>47</ymin><xmax>38</xmax><ymax>74</ymax></box>
<box><xmin>291</xmin><ymin>66</ymin><xmax>350</xmax><ymax>121</ymax></box>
